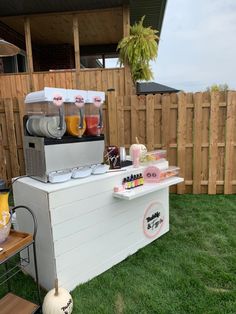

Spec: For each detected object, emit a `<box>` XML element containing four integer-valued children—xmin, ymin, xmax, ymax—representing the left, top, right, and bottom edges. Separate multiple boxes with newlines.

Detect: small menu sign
<box><xmin>104</xmin><ymin>146</ymin><xmax>121</xmax><ymax>169</ymax></box>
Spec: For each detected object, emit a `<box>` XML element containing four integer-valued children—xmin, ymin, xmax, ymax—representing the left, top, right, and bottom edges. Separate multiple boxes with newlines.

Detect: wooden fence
<box><xmin>0</xmin><ymin>67</ymin><xmax>133</xmax><ymax>98</ymax></box>
<box><xmin>0</xmin><ymin>91</ymin><xmax>236</xmax><ymax>194</ymax></box>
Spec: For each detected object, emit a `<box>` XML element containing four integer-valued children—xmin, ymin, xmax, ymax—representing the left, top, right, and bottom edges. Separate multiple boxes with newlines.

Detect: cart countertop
<box><xmin>13</xmin><ymin>159</ymin><xmax>178</xmax><ymax>194</ymax></box>
<box><xmin>13</xmin><ymin>165</ymin><xmax>145</xmax><ymax>193</ymax></box>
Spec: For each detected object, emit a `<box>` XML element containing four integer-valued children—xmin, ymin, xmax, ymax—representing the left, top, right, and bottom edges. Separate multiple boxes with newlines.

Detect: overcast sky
<box><xmin>153</xmin><ymin>0</ymin><xmax>236</xmax><ymax>91</ymax></box>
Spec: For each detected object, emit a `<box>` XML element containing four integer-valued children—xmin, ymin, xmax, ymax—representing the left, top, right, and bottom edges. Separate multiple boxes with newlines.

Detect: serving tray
<box><xmin>0</xmin><ymin>230</ymin><xmax>33</xmax><ymax>263</ymax></box>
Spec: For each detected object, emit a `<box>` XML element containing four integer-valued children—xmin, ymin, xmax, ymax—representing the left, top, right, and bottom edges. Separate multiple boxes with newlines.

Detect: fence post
<box><xmin>224</xmin><ymin>91</ymin><xmax>235</xmax><ymax>194</ymax></box>
<box><xmin>193</xmin><ymin>93</ymin><xmax>203</xmax><ymax>194</ymax></box>
<box><xmin>146</xmin><ymin>94</ymin><xmax>155</xmax><ymax>151</ymax></box>
<box><xmin>18</xmin><ymin>97</ymin><xmax>26</xmax><ymax>141</ymax></box>
<box><xmin>131</xmin><ymin>95</ymin><xmax>139</xmax><ymax>144</ymax></box>
<box><xmin>0</xmin><ymin>100</ymin><xmax>7</xmax><ymax>182</ymax></box>
<box><xmin>107</xmin><ymin>90</ymin><xmax>118</xmax><ymax>146</ymax></box>
<box><xmin>177</xmin><ymin>93</ymin><xmax>186</xmax><ymax>194</ymax></box>
<box><xmin>161</xmin><ymin>94</ymin><xmax>171</xmax><ymax>152</ymax></box>
<box><xmin>208</xmin><ymin>92</ymin><xmax>219</xmax><ymax>194</ymax></box>
<box><xmin>4</xmin><ymin>98</ymin><xmax>20</xmax><ymax>179</ymax></box>
<box><xmin>116</xmin><ymin>95</ymin><xmax>125</xmax><ymax>147</ymax></box>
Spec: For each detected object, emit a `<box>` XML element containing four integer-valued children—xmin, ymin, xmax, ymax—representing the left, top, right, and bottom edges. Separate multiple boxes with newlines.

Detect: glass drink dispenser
<box><xmin>25</xmin><ymin>87</ymin><xmax>67</xmax><ymax>139</ymax></box>
<box><xmin>65</xmin><ymin>89</ymin><xmax>87</xmax><ymax>137</ymax></box>
<box><xmin>85</xmin><ymin>91</ymin><xmax>105</xmax><ymax>136</ymax></box>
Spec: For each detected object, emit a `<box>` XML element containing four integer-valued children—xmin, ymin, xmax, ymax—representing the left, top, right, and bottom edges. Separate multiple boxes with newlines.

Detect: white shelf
<box><xmin>113</xmin><ymin>177</ymin><xmax>184</xmax><ymax>200</ymax></box>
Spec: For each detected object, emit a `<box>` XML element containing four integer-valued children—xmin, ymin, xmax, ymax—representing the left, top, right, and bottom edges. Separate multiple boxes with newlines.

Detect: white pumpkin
<box><xmin>129</xmin><ymin>137</ymin><xmax>147</xmax><ymax>161</ymax></box>
<box><xmin>42</xmin><ymin>280</ymin><xmax>73</xmax><ymax>314</ymax></box>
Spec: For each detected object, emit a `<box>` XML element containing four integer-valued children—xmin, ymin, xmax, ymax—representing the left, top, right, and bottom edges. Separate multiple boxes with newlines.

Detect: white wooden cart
<box><xmin>13</xmin><ymin>165</ymin><xmax>183</xmax><ymax>291</ymax></box>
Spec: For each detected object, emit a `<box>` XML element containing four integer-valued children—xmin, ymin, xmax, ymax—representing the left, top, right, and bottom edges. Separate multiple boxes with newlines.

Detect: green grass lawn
<box><xmin>1</xmin><ymin>195</ymin><xmax>236</xmax><ymax>313</ymax></box>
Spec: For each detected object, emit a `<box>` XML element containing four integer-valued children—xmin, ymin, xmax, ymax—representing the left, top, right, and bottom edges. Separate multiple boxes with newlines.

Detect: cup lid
<box><xmin>0</xmin><ymin>188</ymin><xmax>10</xmax><ymax>193</ymax></box>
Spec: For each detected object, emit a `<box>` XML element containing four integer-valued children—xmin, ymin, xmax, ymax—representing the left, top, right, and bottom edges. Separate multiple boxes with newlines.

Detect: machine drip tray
<box><xmin>43</xmin><ymin>134</ymin><xmax>105</xmax><ymax>145</ymax></box>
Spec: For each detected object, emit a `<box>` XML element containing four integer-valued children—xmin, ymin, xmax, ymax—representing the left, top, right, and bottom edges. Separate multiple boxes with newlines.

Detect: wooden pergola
<box><xmin>0</xmin><ymin>0</ymin><xmax>167</xmax><ymax>93</ymax></box>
